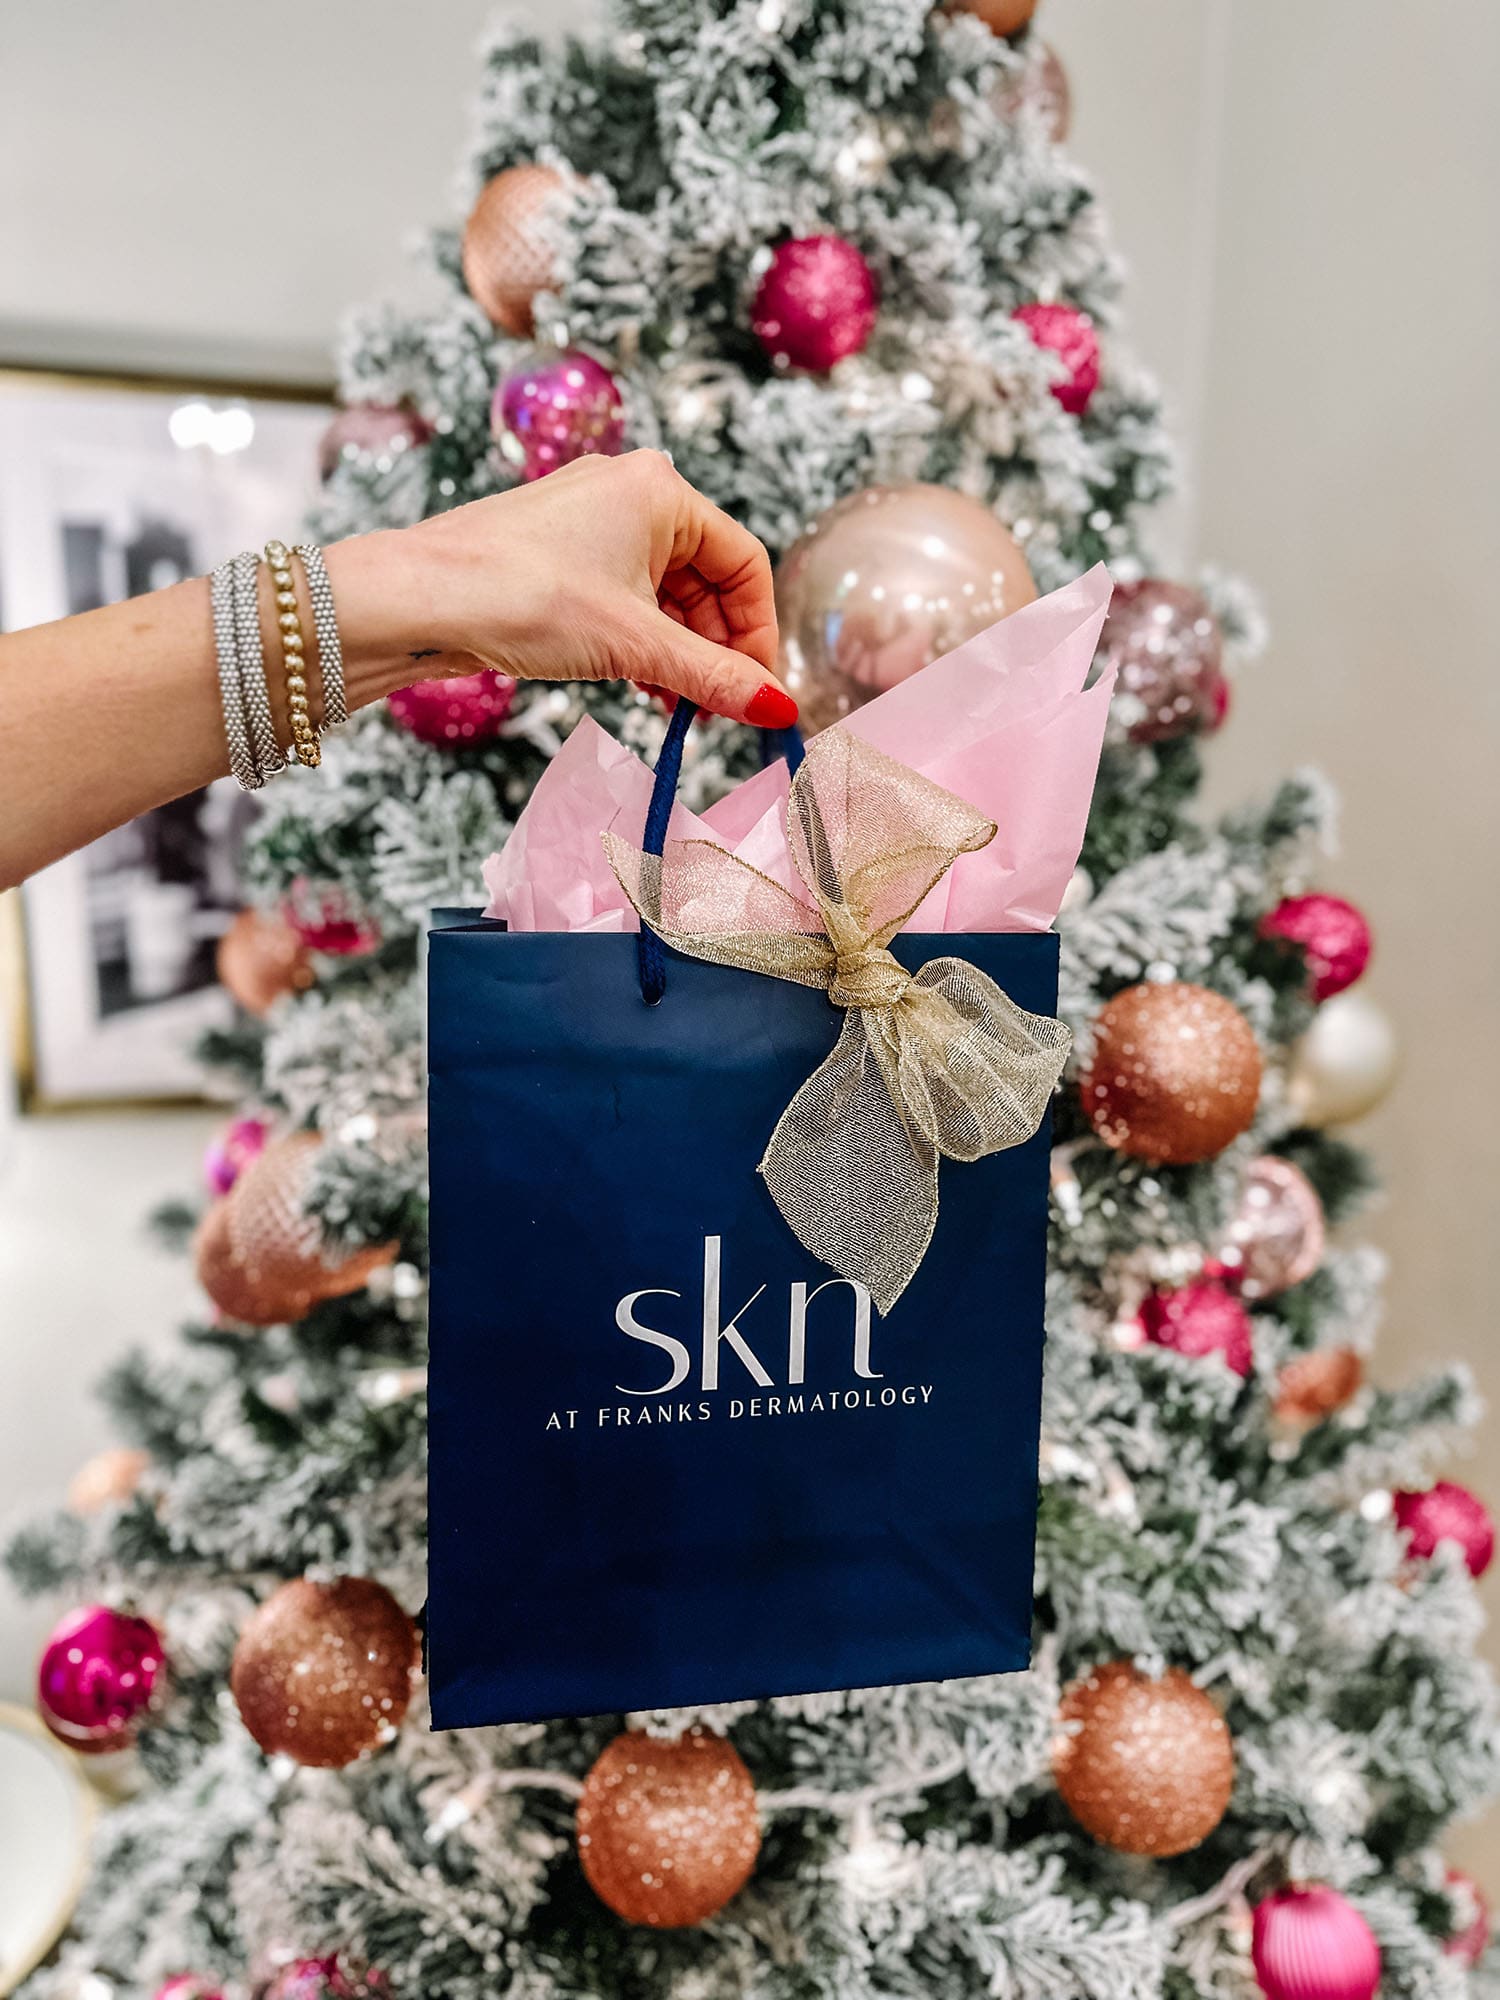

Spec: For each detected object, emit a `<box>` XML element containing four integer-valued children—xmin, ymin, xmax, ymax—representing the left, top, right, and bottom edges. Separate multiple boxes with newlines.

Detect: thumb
<box><xmin>631</xmin><ymin>611</ymin><xmax>799</xmax><ymax>730</ymax></box>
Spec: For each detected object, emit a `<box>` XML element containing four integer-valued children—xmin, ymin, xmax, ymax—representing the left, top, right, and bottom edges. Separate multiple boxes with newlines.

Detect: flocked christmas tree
<box><xmin>10</xmin><ymin>2</ymin><xmax>1500</xmax><ymax>1996</ymax></box>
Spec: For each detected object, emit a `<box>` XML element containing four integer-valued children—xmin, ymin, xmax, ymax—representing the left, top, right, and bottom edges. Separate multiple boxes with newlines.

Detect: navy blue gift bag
<box><xmin>426</xmin><ymin>708</ymin><xmax>1060</xmax><ymax>1728</ymax></box>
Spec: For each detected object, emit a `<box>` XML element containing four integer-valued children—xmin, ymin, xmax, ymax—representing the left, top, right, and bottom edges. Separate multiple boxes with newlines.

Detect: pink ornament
<box><xmin>37</xmin><ymin>1604</ymin><xmax>165</xmax><ymax>1753</ymax></box>
<box><xmin>281</xmin><ymin>880</ymin><xmax>381</xmax><ymax>957</ymax></box>
<box><xmin>1013</xmin><ymin>301</ymin><xmax>1100</xmax><ymax>414</ymax></box>
<box><xmin>1098</xmin><ymin>579</ymin><xmax>1227</xmax><ymax>743</ymax></box>
<box><xmin>204</xmin><ymin>1115</ymin><xmax>270</xmax><ymax>1197</ymax></box>
<box><xmin>1221</xmin><ymin>1156</ymin><xmax>1325</xmax><ymax>1300</ymax></box>
<box><xmin>1393</xmin><ymin>1480</ymin><xmax>1495</xmax><ymax>1578</ymax></box>
<box><xmin>387</xmin><ymin>670</ymin><xmax>516</xmax><ymax>747</ymax></box>
<box><xmin>1139</xmin><ymin>1279</ymin><xmax>1254</xmax><ymax>1378</ymax></box>
<box><xmin>1251</xmin><ymin>1886</ymin><xmax>1381</xmax><ymax>2000</ymax></box>
<box><xmin>1445</xmin><ymin>1868</ymin><xmax>1490</xmax><ymax>1965</ymax></box>
<box><xmin>492</xmin><ymin>347</ymin><xmax>625</xmax><ymax>482</ymax></box>
<box><xmin>1261</xmin><ymin>894</ymin><xmax>1373</xmax><ymax>1003</ymax></box>
<box><xmin>261</xmin><ymin>1959</ymin><xmax>383</xmax><ymax>2000</ymax></box>
<box><xmin>155</xmin><ymin>1979</ymin><xmax>225</xmax><ymax>2000</ymax></box>
<box><xmin>317</xmin><ymin>406</ymin><xmax>429</xmax><ymax>482</ymax></box>
<box><xmin>752</xmin><ymin>235</ymin><xmax>879</xmax><ymax>373</ymax></box>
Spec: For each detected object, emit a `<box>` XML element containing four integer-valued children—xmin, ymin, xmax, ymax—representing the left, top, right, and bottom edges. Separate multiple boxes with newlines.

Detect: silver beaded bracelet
<box><xmin>210</xmin><ymin>558</ymin><xmax>261</xmax><ymax>791</ymax></box>
<box><xmin>294</xmin><ymin>543</ymin><xmax>348</xmax><ymax>730</ymax></box>
<box><xmin>212</xmin><ymin>542</ymin><xmax>345</xmax><ymax>792</ymax></box>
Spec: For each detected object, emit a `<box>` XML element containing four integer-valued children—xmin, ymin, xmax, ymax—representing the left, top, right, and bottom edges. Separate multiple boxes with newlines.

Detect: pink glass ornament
<box><xmin>203</xmin><ymin>1115</ymin><xmax>270</xmax><ymax>1197</ymax></box>
<box><xmin>1013</xmin><ymin>301</ymin><xmax>1100</xmax><ymax>415</ymax></box>
<box><xmin>1138</xmin><ymin>1279</ymin><xmax>1254</xmax><ymax>1378</ymax></box>
<box><xmin>1251</xmin><ymin>1885</ymin><xmax>1380</xmax><ymax>2000</ymax></box>
<box><xmin>37</xmin><ymin>1604</ymin><xmax>165</xmax><ymax>1752</ymax></box>
<box><xmin>1445</xmin><ymin>1868</ymin><xmax>1490</xmax><ymax>1965</ymax></box>
<box><xmin>1261</xmin><ymin>893</ymin><xmax>1373</xmax><ymax>1002</ymax></box>
<box><xmin>155</xmin><ymin>1979</ymin><xmax>226</xmax><ymax>2000</ymax></box>
<box><xmin>492</xmin><ymin>347</ymin><xmax>625</xmax><ymax>482</ymax></box>
<box><xmin>281</xmin><ymin>880</ymin><xmax>381</xmax><ymax>957</ymax></box>
<box><xmin>1220</xmin><ymin>1156</ymin><xmax>1325</xmax><ymax>1300</ymax></box>
<box><xmin>387</xmin><ymin>670</ymin><xmax>516</xmax><ymax>747</ymax></box>
<box><xmin>317</xmin><ymin>406</ymin><xmax>429</xmax><ymax>482</ymax></box>
<box><xmin>752</xmin><ymin>235</ymin><xmax>879</xmax><ymax>373</ymax></box>
<box><xmin>1097</xmin><ymin>579</ymin><xmax>1226</xmax><ymax>743</ymax></box>
<box><xmin>1393</xmin><ymin>1480</ymin><xmax>1495</xmax><ymax>1578</ymax></box>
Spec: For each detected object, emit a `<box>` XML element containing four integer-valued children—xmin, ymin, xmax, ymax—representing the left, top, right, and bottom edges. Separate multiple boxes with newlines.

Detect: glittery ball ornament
<box><xmin>945</xmin><ymin>0</ymin><xmax>1037</xmax><ymax>36</ymax></box>
<box><xmin>1393</xmin><ymin>1480</ymin><xmax>1495</xmax><ymax>1578</ymax></box>
<box><xmin>776</xmin><ymin>482</ymin><xmax>1036</xmax><ymax>735</ymax></box>
<box><xmin>1287</xmin><ymin>991</ymin><xmax>1398</xmax><ymax>1127</ymax></box>
<box><xmin>995</xmin><ymin>42</ymin><xmax>1071</xmax><ymax>141</ymax></box>
<box><xmin>195</xmin><ymin>1133</ymin><xmax>397</xmax><ymax>1327</ymax></box>
<box><xmin>751</xmin><ymin>235</ymin><xmax>879</xmax><ymax>373</ymax></box>
<box><xmin>1250</xmin><ymin>1885</ymin><xmax>1381</xmax><ymax>2000</ymax></box>
<box><xmin>1261</xmin><ymin>893</ymin><xmax>1373</xmax><ymax>1002</ymax></box>
<box><xmin>1081</xmin><ymin>981</ymin><xmax>1262</xmax><ymax>1164</ymax></box>
<box><xmin>317</xmin><ymin>405</ymin><xmax>428</xmax><ymax>482</ymax></box>
<box><xmin>462</xmin><ymin>164</ymin><xmax>571</xmax><ymax>335</ymax></box>
<box><xmin>1097</xmin><ymin>580</ymin><xmax>1227</xmax><ymax>743</ymax></box>
<box><xmin>258</xmin><ymin>1957</ymin><xmax>384</xmax><ymax>2000</ymax></box>
<box><xmin>1139</xmin><ymin>1279</ymin><xmax>1254</xmax><ymax>1378</ymax></box>
<box><xmin>282</xmin><ymin>878</ymin><xmax>381</xmax><ymax>957</ymax></box>
<box><xmin>1444</xmin><ymin>1868</ymin><xmax>1490</xmax><ymax>1965</ymax></box>
<box><xmin>154</xmin><ymin>1978</ymin><xmax>226</xmax><ymax>2000</ymax></box>
<box><xmin>387</xmin><ymin>669</ymin><xmax>516</xmax><ymax>746</ymax></box>
<box><xmin>231</xmin><ymin>1576</ymin><xmax>420</xmax><ymax>1768</ymax></box>
<box><xmin>1274</xmin><ymin>1346</ymin><xmax>1363</xmax><ymax>1427</ymax></box>
<box><xmin>1221</xmin><ymin>1155</ymin><xmax>1325</xmax><ymax>1299</ymax></box>
<box><xmin>37</xmin><ymin>1604</ymin><xmax>165</xmax><ymax>1754</ymax></box>
<box><xmin>217</xmin><ymin>909</ymin><xmax>315</xmax><ymax>1017</ymax></box>
<box><xmin>1053</xmin><ymin>1662</ymin><xmax>1234</xmax><ymax>1857</ymax></box>
<box><xmin>577</xmin><ymin>1728</ymin><xmax>761</xmax><ymax>1927</ymax></box>
<box><xmin>1013</xmin><ymin>302</ymin><xmax>1100</xmax><ymax>415</ymax></box>
<box><xmin>493</xmin><ymin>347</ymin><xmax>625</xmax><ymax>481</ymax></box>
<box><xmin>204</xmin><ymin>1114</ymin><xmax>270</xmax><ymax>1196</ymax></box>
<box><xmin>67</xmin><ymin>1445</ymin><xmax>150</xmax><ymax>1516</ymax></box>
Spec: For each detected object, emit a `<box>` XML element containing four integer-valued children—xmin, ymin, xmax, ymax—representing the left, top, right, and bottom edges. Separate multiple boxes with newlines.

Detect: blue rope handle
<box><xmin>635</xmin><ymin>707</ymin><xmax>804</xmax><ymax>1004</ymax></box>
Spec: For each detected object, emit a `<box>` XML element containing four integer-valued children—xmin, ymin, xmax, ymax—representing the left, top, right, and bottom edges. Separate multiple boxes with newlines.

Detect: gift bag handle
<box><xmin>637</xmin><ymin>703</ymin><xmax>805</xmax><ymax>1005</ymax></box>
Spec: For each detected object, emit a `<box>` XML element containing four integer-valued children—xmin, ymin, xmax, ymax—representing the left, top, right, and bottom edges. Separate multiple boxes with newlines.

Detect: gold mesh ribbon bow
<box><xmin>603</xmin><ymin>729</ymin><xmax>1071</xmax><ymax>1313</ymax></box>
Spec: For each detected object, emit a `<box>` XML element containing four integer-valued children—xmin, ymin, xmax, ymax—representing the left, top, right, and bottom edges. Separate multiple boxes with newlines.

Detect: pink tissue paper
<box><xmin>481</xmin><ymin>562</ymin><xmax>1115</xmax><ymax>936</ymax></box>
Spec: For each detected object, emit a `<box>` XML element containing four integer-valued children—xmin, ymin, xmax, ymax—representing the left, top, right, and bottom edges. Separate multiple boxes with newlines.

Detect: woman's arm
<box><xmin>0</xmin><ymin>451</ymin><xmax>792</xmax><ymax>887</ymax></box>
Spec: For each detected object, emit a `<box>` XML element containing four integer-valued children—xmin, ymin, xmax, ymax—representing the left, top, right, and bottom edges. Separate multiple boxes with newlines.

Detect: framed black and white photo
<box><xmin>0</xmin><ymin>368</ymin><xmax>331</xmax><ymax>1105</ymax></box>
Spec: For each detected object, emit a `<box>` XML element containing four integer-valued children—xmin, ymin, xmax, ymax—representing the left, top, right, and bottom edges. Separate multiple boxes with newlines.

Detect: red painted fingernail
<box><xmin>744</xmin><ymin>682</ymin><xmax>799</xmax><ymax>729</ymax></box>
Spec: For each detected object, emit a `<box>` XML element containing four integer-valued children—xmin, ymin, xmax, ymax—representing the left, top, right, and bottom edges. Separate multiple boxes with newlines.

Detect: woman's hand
<box><xmin>332</xmin><ymin>450</ymin><xmax>795</xmax><ymax>728</ymax></box>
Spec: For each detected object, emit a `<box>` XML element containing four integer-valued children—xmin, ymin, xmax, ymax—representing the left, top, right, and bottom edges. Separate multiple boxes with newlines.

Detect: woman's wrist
<box><xmin>322</xmin><ymin>528</ymin><xmax>459</xmax><ymax>711</ymax></box>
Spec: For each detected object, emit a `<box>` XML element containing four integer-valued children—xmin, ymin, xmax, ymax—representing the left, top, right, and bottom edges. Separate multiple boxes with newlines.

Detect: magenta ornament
<box><xmin>317</xmin><ymin>406</ymin><xmax>429</xmax><ymax>482</ymax></box>
<box><xmin>1261</xmin><ymin>893</ymin><xmax>1373</xmax><ymax>1003</ymax></box>
<box><xmin>1393</xmin><ymin>1480</ymin><xmax>1495</xmax><ymax>1578</ymax></box>
<box><xmin>1097</xmin><ymin>579</ymin><xmax>1226</xmax><ymax>743</ymax></box>
<box><xmin>155</xmin><ymin>1979</ymin><xmax>226</xmax><ymax>2000</ymax></box>
<box><xmin>1013</xmin><ymin>301</ymin><xmax>1100</xmax><ymax>414</ymax></box>
<box><xmin>1139</xmin><ymin>1279</ymin><xmax>1254</xmax><ymax>1378</ymax></box>
<box><xmin>260</xmin><ymin>1959</ymin><xmax>384</xmax><ymax>2000</ymax></box>
<box><xmin>492</xmin><ymin>347</ymin><xmax>625</xmax><ymax>482</ymax></box>
<box><xmin>387</xmin><ymin>670</ymin><xmax>516</xmax><ymax>748</ymax></box>
<box><xmin>204</xmin><ymin>1115</ymin><xmax>270</xmax><ymax>1197</ymax></box>
<box><xmin>1221</xmin><ymin>1156</ymin><xmax>1325</xmax><ymax>1301</ymax></box>
<box><xmin>752</xmin><ymin>235</ymin><xmax>879</xmax><ymax>373</ymax></box>
<box><xmin>37</xmin><ymin>1604</ymin><xmax>165</xmax><ymax>1753</ymax></box>
<box><xmin>281</xmin><ymin>879</ymin><xmax>381</xmax><ymax>958</ymax></box>
<box><xmin>1251</xmin><ymin>1886</ymin><xmax>1380</xmax><ymax>2000</ymax></box>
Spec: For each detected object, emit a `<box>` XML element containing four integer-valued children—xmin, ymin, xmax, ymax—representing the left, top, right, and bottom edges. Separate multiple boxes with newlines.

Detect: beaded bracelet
<box><xmin>210</xmin><ymin>559</ymin><xmax>261</xmax><ymax>791</ymax></box>
<box><xmin>264</xmin><ymin>539</ymin><xmax>320</xmax><ymax>768</ymax></box>
<box><xmin>294</xmin><ymin>543</ymin><xmax>348</xmax><ymax>730</ymax></box>
<box><xmin>213</xmin><ymin>542</ymin><xmax>344</xmax><ymax>790</ymax></box>
<box><xmin>230</xmin><ymin>550</ymin><xmax>286</xmax><ymax>783</ymax></box>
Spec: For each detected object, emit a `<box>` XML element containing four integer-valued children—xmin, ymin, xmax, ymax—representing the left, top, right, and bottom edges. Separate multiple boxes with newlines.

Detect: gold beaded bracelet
<box><xmin>264</xmin><ymin>539</ymin><xmax>321</xmax><ymax>768</ymax></box>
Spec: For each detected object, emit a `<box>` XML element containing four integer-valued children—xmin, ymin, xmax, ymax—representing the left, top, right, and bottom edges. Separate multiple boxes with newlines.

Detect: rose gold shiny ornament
<box><xmin>1222</xmin><ymin>1156</ymin><xmax>1325</xmax><ymax>1300</ymax></box>
<box><xmin>216</xmin><ymin>909</ymin><xmax>315</xmax><ymax>1017</ymax></box>
<box><xmin>1275</xmin><ymin>1347</ymin><xmax>1363</xmax><ymax>1428</ymax></box>
<box><xmin>462</xmin><ymin>165</ymin><xmax>571</xmax><ymax>336</ymax></box>
<box><xmin>1081</xmin><ymin>981</ymin><xmax>1262</xmax><ymax>1164</ymax></box>
<box><xmin>775</xmin><ymin>483</ymin><xmax>1036</xmax><ymax>736</ymax></box>
<box><xmin>946</xmin><ymin>0</ymin><xmax>1038</xmax><ymax>36</ymax></box>
<box><xmin>68</xmin><ymin>1446</ymin><xmax>150</xmax><ymax>1515</ymax></box>
<box><xmin>230</xmin><ymin>1576</ymin><xmax>420</xmax><ymax>1768</ymax></box>
<box><xmin>1053</xmin><ymin>1661</ymin><xmax>1234</xmax><ymax>1857</ymax></box>
<box><xmin>577</xmin><ymin>1728</ymin><xmax>761</xmax><ymax>1927</ymax></box>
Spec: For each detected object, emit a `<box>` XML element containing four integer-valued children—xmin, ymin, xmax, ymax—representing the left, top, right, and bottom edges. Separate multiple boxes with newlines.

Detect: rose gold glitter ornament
<box><xmin>946</xmin><ymin>0</ymin><xmax>1038</xmax><ymax>36</ymax></box>
<box><xmin>1222</xmin><ymin>1155</ymin><xmax>1325</xmax><ymax>1300</ymax></box>
<box><xmin>462</xmin><ymin>165</ymin><xmax>571</xmax><ymax>336</ymax></box>
<box><xmin>1081</xmin><ymin>982</ymin><xmax>1262</xmax><ymax>1164</ymax></box>
<box><xmin>1274</xmin><ymin>1347</ymin><xmax>1363</xmax><ymax>1428</ymax></box>
<box><xmin>230</xmin><ymin>1576</ymin><xmax>420</xmax><ymax>1768</ymax></box>
<box><xmin>68</xmin><ymin>1446</ymin><xmax>150</xmax><ymax>1515</ymax></box>
<box><xmin>216</xmin><ymin>909</ymin><xmax>315</xmax><ymax>1017</ymax></box>
<box><xmin>197</xmin><ymin>1134</ymin><xmax>396</xmax><ymax>1327</ymax></box>
<box><xmin>775</xmin><ymin>483</ymin><xmax>1036</xmax><ymax>736</ymax></box>
<box><xmin>576</xmin><ymin>1728</ymin><xmax>761</xmax><ymax>1927</ymax></box>
<box><xmin>1053</xmin><ymin>1661</ymin><xmax>1234</xmax><ymax>1857</ymax></box>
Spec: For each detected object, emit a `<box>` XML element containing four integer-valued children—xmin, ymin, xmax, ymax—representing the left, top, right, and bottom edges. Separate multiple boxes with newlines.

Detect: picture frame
<box><xmin>0</xmin><ymin>366</ymin><xmax>332</xmax><ymax>1107</ymax></box>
